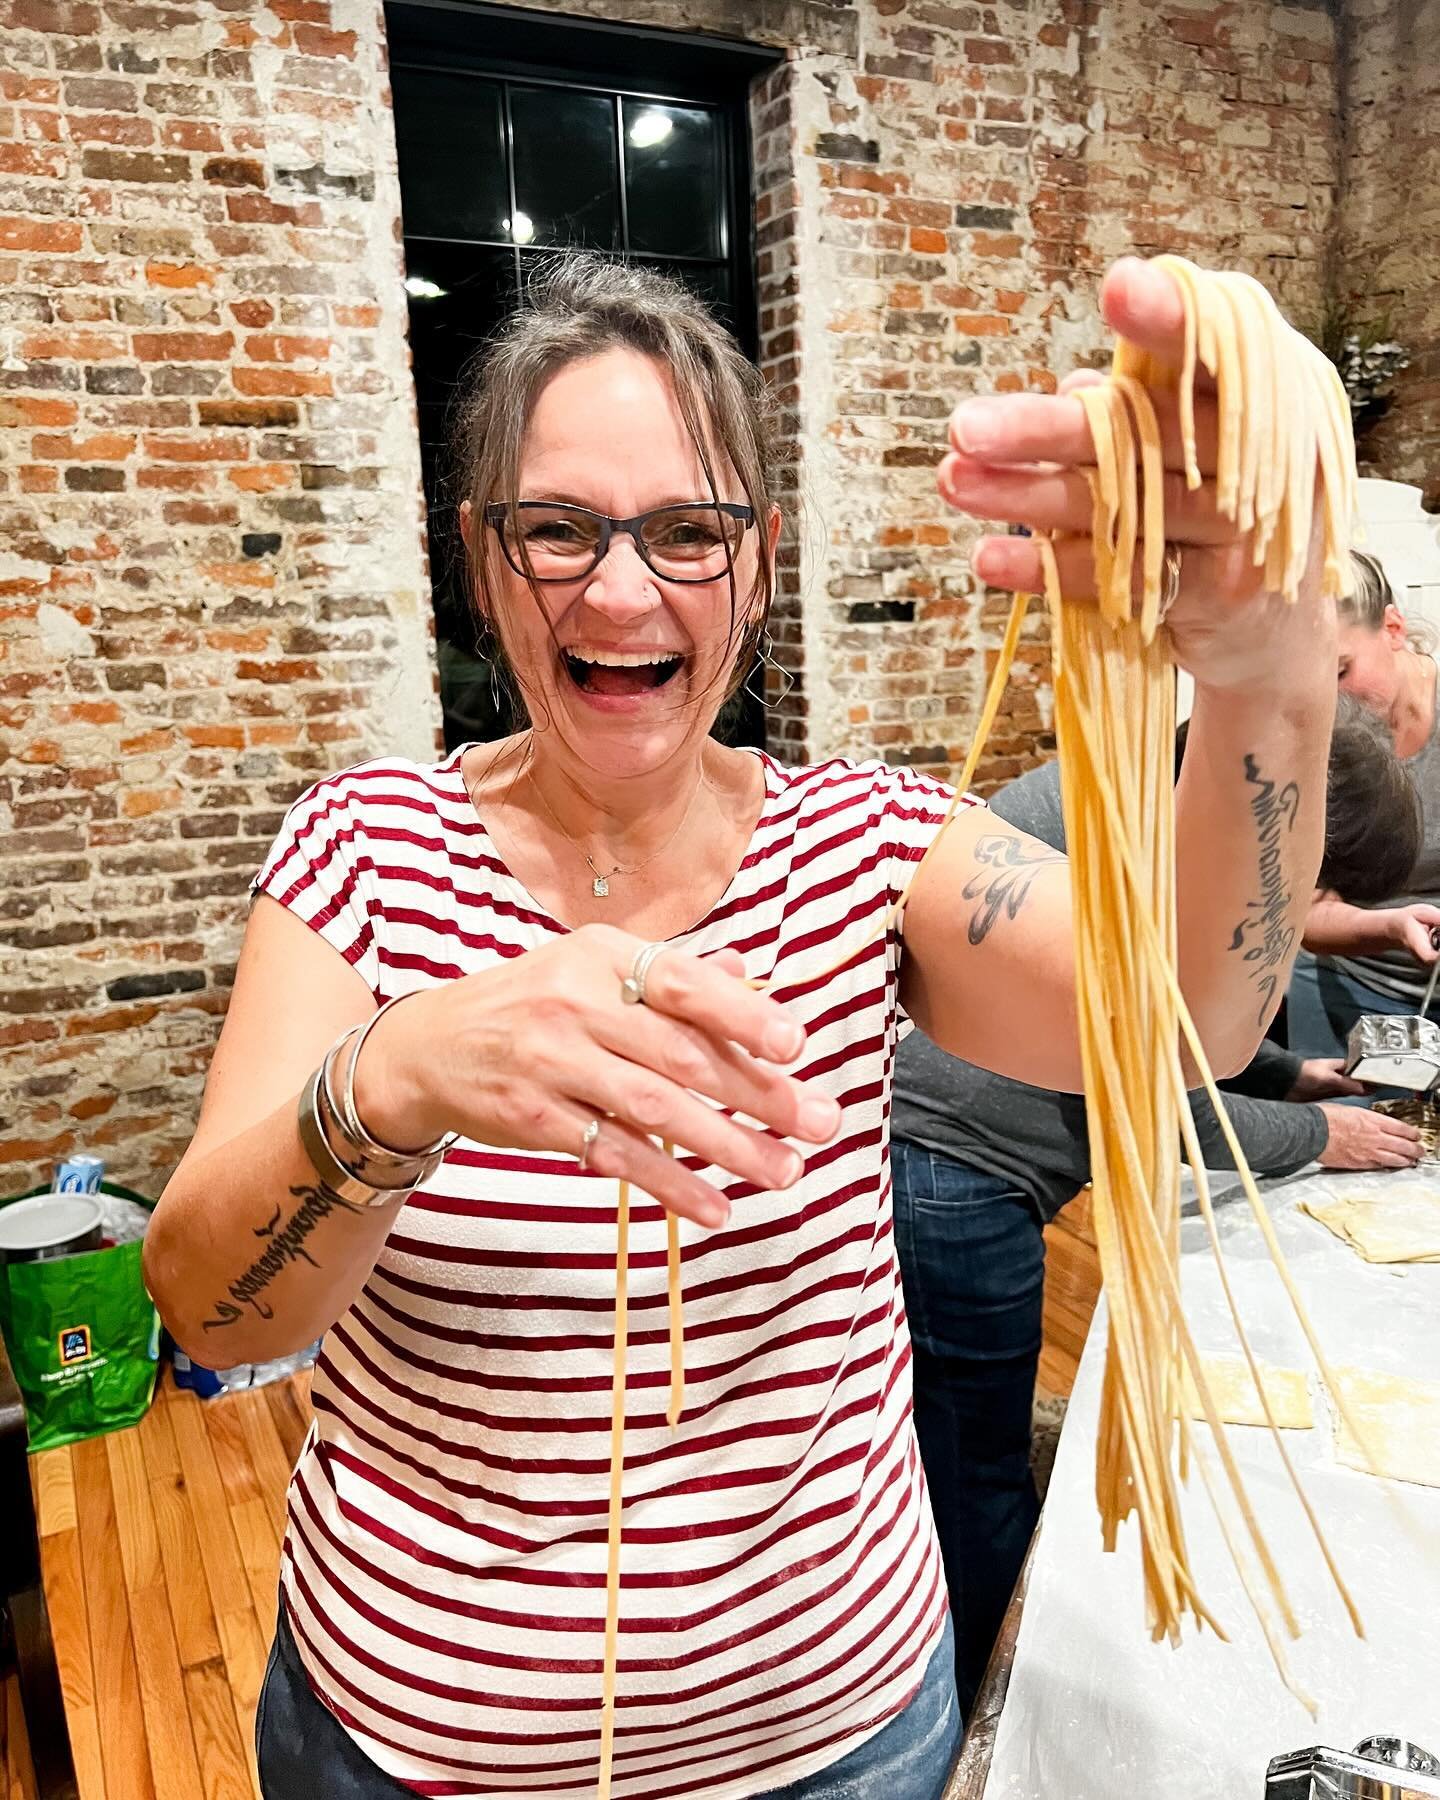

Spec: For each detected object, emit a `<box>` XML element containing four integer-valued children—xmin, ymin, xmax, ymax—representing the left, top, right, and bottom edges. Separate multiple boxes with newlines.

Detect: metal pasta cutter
<box><xmin>1267</xmin><ymin>1738</ymin><xmax>1440</xmax><ymax>1800</ymax></box>
<box><xmin>1343</xmin><ymin>1014</ymin><xmax>1440</xmax><ymax>1094</ymax></box>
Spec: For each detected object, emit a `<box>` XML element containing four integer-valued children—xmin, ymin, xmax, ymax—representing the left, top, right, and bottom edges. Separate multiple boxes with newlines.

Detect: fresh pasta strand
<box><xmin>594</xmin><ymin>257</ymin><xmax>1361</xmax><ymax>1794</ymax></box>
<box><xmin>597</xmin><ymin>1174</ymin><xmax>631</xmax><ymax>1800</ymax></box>
<box><xmin>598</xmin><ymin>1143</ymin><xmax>683</xmax><ymax>1800</ymax></box>
<box><xmin>666</xmin><ymin>1210</ymin><xmax>685</xmax><ymax>1431</ymax></box>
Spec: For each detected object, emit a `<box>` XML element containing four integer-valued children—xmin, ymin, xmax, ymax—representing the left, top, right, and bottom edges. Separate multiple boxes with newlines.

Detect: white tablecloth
<box><xmin>983</xmin><ymin>1166</ymin><xmax>1440</xmax><ymax>1800</ymax></box>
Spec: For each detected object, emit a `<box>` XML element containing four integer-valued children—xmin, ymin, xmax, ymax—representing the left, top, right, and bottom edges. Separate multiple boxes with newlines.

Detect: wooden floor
<box><xmin>1038</xmin><ymin>1187</ymin><xmax>1100</xmax><ymax>1400</ymax></box>
<box><xmin>8</xmin><ymin>1366</ymin><xmax>312</xmax><ymax>1800</ymax></box>
<box><xmin>4</xmin><ymin>1199</ymin><xmax>1101</xmax><ymax>1798</ymax></box>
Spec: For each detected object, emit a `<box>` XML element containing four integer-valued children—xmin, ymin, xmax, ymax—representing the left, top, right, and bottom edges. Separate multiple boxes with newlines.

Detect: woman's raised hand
<box><xmin>357</xmin><ymin>927</ymin><xmax>841</xmax><ymax>1230</ymax></box>
<box><xmin>937</xmin><ymin>255</ymin><xmax>1336</xmax><ymax>697</ymax></box>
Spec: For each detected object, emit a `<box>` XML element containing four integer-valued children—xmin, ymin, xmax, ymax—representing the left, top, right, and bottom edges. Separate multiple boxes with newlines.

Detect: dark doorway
<box><xmin>384</xmin><ymin>1</ymin><xmax>780</xmax><ymax>751</ymax></box>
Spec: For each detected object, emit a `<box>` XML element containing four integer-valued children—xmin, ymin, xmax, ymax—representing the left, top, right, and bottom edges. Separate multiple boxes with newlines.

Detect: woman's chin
<box><xmin>549</xmin><ymin>672</ymin><xmax>712</xmax><ymax>773</ymax></box>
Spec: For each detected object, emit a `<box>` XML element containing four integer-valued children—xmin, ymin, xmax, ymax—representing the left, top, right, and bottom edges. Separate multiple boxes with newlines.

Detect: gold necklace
<box><xmin>475</xmin><ymin>758</ymin><xmax>708</xmax><ymax>899</ymax></box>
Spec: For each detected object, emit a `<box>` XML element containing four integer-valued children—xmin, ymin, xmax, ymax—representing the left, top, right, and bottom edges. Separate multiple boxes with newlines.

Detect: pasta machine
<box><xmin>1342</xmin><ymin>1014</ymin><xmax>1440</xmax><ymax>1093</ymax></box>
<box><xmin>1342</xmin><ymin>929</ymin><xmax>1440</xmax><ymax>1092</ymax></box>
<box><xmin>1267</xmin><ymin>1737</ymin><xmax>1440</xmax><ymax>1800</ymax></box>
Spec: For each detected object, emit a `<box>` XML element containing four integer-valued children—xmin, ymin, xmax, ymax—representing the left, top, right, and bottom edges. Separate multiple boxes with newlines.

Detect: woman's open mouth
<box><xmin>562</xmin><ymin>650</ymin><xmax>686</xmax><ymax>699</ymax></box>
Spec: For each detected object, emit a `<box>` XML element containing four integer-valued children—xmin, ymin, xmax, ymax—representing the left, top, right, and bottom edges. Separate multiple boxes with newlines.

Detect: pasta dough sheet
<box><xmin>1182</xmin><ymin>1356</ymin><xmax>1313</xmax><ymax>1429</ymax></box>
<box><xmin>1331</xmin><ymin>1366</ymin><xmax>1440</xmax><ymax>1489</ymax></box>
<box><xmin>1299</xmin><ymin>1190</ymin><xmax>1440</xmax><ymax>1264</ymax></box>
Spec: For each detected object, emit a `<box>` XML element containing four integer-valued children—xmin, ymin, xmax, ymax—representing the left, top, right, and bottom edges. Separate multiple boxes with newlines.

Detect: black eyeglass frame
<box><xmin>484</xmin><ymin>499</ymin><xmax>755</xmax><ymax>584</ymax></box>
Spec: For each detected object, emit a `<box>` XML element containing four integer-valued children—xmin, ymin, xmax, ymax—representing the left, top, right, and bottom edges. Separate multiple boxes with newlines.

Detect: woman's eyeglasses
<box><xmin>484</xmin><ymin>500</ymin><xmax>755</xmax><ymax>585</ymax></box>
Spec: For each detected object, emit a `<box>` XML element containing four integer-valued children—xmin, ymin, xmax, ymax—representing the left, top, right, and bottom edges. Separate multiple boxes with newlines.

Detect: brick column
<box><xmin>0</xmin><ymin>0</ymin><xmax>436</xmax><ymax>1195</ymax></box>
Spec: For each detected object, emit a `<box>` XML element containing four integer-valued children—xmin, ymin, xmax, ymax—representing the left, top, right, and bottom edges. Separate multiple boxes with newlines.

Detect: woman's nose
<box><xmin>582</xmin><ymin>534</ymin><xmax>661</xmax><ymax>622</ymax></box>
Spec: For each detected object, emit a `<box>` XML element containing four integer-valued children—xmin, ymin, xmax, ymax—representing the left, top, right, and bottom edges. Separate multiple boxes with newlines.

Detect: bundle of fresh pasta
<box><xmin>1043</xmin><ymin>260</ymin><xmax>1361</xmax><ymax>1688</ymax></box>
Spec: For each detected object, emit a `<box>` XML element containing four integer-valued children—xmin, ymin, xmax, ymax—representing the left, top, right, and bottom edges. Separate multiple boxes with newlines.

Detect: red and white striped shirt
<box><xmin>254</xmin><ymin>745</ymin><xmax>972</xmax><ymax>1798</ymax></box>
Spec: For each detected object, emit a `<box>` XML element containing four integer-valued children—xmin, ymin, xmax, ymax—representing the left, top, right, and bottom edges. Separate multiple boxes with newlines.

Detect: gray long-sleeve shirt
<box><xmin>892</xmin><ymin>760</ymin><xmax>1328</xmax><ymax>1221</ymax></box>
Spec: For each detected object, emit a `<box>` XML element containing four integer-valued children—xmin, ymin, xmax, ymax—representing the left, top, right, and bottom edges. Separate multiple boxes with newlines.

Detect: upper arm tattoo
<box><xmin>1228</xmin><ymin>752</ymin><xmax>1299</xmax><ymax>1027</ymax></box>
<box><xmin>962</xmin><ymin>833</ymin><xmax>1066</xmax><ymax>945</ymax></box>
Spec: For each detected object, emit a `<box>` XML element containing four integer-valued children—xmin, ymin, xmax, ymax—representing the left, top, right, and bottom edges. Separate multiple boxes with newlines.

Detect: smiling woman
<box><xmin>451</xmin><ymin>261</ymin><xmax>779</xmax><ymax>811</ymax></box>
<box><xmin>144</xmin><ymin>253</ymin><xmax>1342</xmax><ymax>1800</ymax></box>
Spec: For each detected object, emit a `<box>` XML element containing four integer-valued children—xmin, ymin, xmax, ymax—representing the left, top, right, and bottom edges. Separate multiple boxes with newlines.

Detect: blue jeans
<box><xmin>256</xmin><ymin>1601</ymin><xmax>959</xmax><ymax>1800</ymax></box>
<box><xmin>1287</xmin><ymin>952</ymin><xmax>1415</xmax><ymax>1091</ymax></box>
<box><xmin>890</xmin><ymin>1140</ymin><xmax>1046</xmax><ymax>1721</ymax></box>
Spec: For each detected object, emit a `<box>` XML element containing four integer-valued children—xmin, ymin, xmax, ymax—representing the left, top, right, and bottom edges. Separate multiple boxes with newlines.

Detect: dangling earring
<box><xmin>474</xmin><ymin>613</ymin><xmax>504</xmax><ymax>719</ymax></box>
<box><xmin>743</xmin><ymin>628</ymin><xmax>795</xmax><ymax>708</ymax></box>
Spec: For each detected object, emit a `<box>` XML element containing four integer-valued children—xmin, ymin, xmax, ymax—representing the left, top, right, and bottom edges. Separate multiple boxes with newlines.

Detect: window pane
<box><xmin>391</xmin><ymin>67</ymin><xmax>508</xmax><ymax>244</ymax></box>
<box><xmin>403</xmin><ymin>243</ymin><xmax>517</xmax><ymax>447</ymax></box>
<box><xmin>623</xmin><ymin>101</ymin><xmax>724</xmax><ymax>259</ymax></box>
<box><xmin>402</xmin><ymin>243</ymin><xmax>518</xmax><ymax>652</ymax></box>
<box><xmin>510</xmin><ymin>86</ymin><xmax>619</xmax><ymax>250</ymax></box>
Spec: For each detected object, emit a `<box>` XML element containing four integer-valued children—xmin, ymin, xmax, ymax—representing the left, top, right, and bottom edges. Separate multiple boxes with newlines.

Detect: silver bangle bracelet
<box><xmin>340</xmin><ymin>993</ymin><xmax>459</xmax><ymax>1163</ymax></box>
<box><xmin>297</xmin><ymin>1067</ymin><xmax>416</xmax><ymax>1208</ymax></box>
<box><xmin>315</xmin><ymin>1048</ymin><xmax>435</xmax><ymax>1192</ymax></box>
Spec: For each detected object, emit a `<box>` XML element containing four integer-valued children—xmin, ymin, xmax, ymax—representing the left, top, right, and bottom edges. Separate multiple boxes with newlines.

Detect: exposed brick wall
<box><xmin>1337</xmin><ymin>0</ymin><xmax>1440</xmax><ymax>489</ymax></box>
<box><xmin>0</xmin><ymin>0</ymin><xmax>437</xmax><ymax>1196</ymax></box>
<box><xmin>787</xmin><ymin>0</ymin><xmax>1339</xmax><ymax>788</ymax></box>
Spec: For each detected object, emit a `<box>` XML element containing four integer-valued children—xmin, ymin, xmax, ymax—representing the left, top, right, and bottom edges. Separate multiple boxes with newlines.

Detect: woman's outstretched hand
<box><xmin>354</xmin><ymin>929</ymin><xmax>841</xmax><ymax>1229</ymax></box>
<box><xmin>937</xmin><ymin>255</ymin><xmax>1337</xmax><ymax>697</ymax></box>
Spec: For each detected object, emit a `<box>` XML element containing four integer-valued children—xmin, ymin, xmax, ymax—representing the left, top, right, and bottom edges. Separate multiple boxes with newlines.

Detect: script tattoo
<box><xmin>202</xmin><ymin>1181</ymin><xmax>365</xmax><ymax>1330</ymax></box>
<box><xmin>962</xmin><ymin>834</ymin><xmax>1066</xmax><ymax>945</ymax></box>
<box><xmin>1229</xmin><ymin>753</ymin><xmax>1300</xmax><ymax>1027</ymax></box>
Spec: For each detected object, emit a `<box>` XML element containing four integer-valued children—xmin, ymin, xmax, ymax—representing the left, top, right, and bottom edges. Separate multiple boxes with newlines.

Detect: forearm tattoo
<box><xmin>962</xmin><ymin>834</ymin><xmax>1066</xmax><ymax>945</ymax></box>
<box><xmin>1228</xmin><ymin>753</ymin><xmax>1299</xmax><ymax>1027</ymax></box>
<box><xmin>202</xmin><ymin>1181</ymin><xmax>364</xmax><ymax>1330</ymax></box>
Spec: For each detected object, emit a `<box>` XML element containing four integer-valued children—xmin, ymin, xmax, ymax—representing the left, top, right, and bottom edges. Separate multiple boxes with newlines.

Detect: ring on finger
<box><xmin>1159</xmin><ymin>541</ymin><xmax>1183</xmax><ymax>622</ymax></box>
<box><xmin>621</xmin><ymin>940</ymin><xmax>669</xmax><ymax>1007</ymax></box>
<box><xmin>577</xmin><ymin>1116</ymin><xmax>601</xmax><ymax>1171</ymax></box>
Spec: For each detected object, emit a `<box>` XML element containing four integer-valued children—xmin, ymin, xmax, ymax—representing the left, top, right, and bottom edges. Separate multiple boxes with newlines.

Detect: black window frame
<box><xmin>384</xmin><ymin>1</ymin><xmax>780</xmax><ymax>748</ymax></box>
<box><xmin>385</xmin><ymin>0</ymin><xmax>777</xmax><ymax>358</ymax></box>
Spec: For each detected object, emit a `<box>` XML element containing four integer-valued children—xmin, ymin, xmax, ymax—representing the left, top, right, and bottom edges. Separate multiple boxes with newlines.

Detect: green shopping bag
<box><xmin>0</xmin><ymin>1182</ymin><xmax>160</xmax><ymax>1452</ymax></box>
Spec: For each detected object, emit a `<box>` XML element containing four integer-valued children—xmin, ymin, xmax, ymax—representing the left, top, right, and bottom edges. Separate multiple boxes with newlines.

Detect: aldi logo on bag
<box><xmin>58</xmin><ymin>1325</ymin><xmax>92</xmax><ymax>1366</ymax></box>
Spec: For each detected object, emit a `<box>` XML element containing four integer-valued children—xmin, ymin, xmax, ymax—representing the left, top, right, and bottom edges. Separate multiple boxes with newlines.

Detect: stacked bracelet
<box><xmin>297</xmin><ymin>992</ymin><xmax>457</xmax><ymax>1208</ymax></box>
<box><xmin>337</xmin><ymin>994</ymin><xmax>458</xmax><ymax>1165</ymax></box>
<box><xmin>297</xmin><ymin>1066</ymin><xmax>405</xmax><ymax>1208</ymax></box>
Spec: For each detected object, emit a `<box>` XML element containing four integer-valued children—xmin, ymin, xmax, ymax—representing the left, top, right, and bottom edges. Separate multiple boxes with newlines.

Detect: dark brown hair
<box><xmin>1174</xmin><ymin>695</ymin><xmax>1420</xmax><ymax>904</ymax></box>
<box><xmin>1317</xmin><ymin>695</ymin><xmax>1421</xmax><ymax>903</ymax></box>
<box><xmin>452</xmin><ymin>255</ymin><xmax>780</xmax><ymax>725</ymax></box>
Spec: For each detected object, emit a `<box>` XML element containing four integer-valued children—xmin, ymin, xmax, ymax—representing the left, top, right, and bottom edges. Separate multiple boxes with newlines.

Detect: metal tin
<box><xmin>53</xmin><ymin>1152</ymin><xmax>105</xmax><ymax>1195</ymax></box>
<box><xmin>1267</xmin><ymin>1742</ymin><xmax>1440</xmax><ymax>1800</ymax></box>
<box><xmin>0</xmin><ymin>1193</ymin><xmax>105</xmax><ymax>1265</ymax></box>
<box><xmin>1343</xmin><ymin>1014</ymin><xmax>1440</xmax><ymax>1093</ymax></box>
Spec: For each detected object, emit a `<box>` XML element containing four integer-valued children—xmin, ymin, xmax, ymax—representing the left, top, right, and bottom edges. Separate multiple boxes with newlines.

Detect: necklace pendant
<box><xmin>592</xmin><ymin>874</ymin><xmax>610</xmax><ymax>899</ymax></box>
